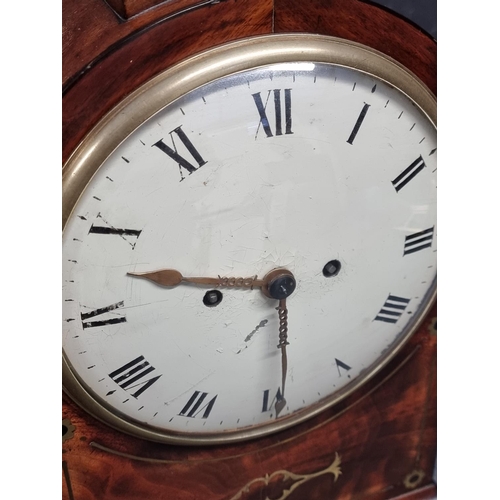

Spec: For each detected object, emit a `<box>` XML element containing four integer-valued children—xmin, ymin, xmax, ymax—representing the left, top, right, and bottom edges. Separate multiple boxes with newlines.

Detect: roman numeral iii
<box><xmin>252</xmin><ymin>89</ymin><xmax>293</xmax><ymax>138</ymax></box>
<box><xmin>108</xmin><ymin>355</ymin><xmax>162</xmax><ymax>398</ymax></box>
<box><xmin>404</xmin><ymin>226</ymin><xmax>435</xmax><ymax>255</ymax></box>
<box><xmin>179</xmin><ymin>391</ymin><xmax>217</xmax><ymax>419</ymax></box>
<box><xmin>153</xmin><ymin>125</ymin><xmax>207</xmax><ymax>174</ymax></box>
<box><xmin>81</xmin><ymin>301</ymin><xmax>127</xmax><ymax>329</ymax></box>
<box><xmin>374</xmin><ymin>295</ymin><xmax>410</xmax><ymax>324</ymax></box>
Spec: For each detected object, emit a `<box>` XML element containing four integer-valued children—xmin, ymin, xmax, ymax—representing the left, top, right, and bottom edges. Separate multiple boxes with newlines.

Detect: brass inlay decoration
<box><xmin>229</xmin><ymin>452</ymin><xmax>342</xmax><ymax>500</ymax></box>
<box><xmin>63</xmin><ymin>418</ymin><xmax>75</xmax><ymax>443</ymax></box>
<box><xmin>62</xmin><ymin>461</ymin><xmax>75</xmax><ymax>500</ymax></box>
<box><xmin>403</xmin><ymin>469</ymin><xmax>425</xmax><ymax>489</ymax></box>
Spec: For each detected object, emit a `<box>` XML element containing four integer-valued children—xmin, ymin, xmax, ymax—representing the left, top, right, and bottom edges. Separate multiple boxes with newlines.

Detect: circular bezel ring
<box><xmin>63</xmin><ymin>33</ymin><xmax>436</xmax><ymax>445</ymax></box>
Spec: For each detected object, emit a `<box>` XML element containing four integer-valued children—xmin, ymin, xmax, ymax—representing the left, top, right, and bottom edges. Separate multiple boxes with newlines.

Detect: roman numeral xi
<box><xmin>252</xmin><ymin>89</ymin><xmax>293</xmax><ymax>138</ymax></box>
<box><xmin>153</xmin><ymin>125</ymin><xmax>207</xmax><ymax>175</ymax></box>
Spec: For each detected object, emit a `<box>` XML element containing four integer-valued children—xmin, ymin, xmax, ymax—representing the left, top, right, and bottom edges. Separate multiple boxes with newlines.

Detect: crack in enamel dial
<box><xmin>62</xmin><ymin>35</ymin><xmax>436</xmax><ymax>445</ymax></box>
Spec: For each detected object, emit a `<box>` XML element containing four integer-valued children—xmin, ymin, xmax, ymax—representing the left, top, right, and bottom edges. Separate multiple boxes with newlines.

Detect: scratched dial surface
<box><xmin>62</xmin><ymin>60</ymin><xmax>436</xmax><ymax>442</ymax></box>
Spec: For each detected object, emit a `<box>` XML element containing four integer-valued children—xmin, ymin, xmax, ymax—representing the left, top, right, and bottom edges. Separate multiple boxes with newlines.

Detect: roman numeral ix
<box><xmin>252</xmin><ymin>89</ymin><xmax>293</xmax><ymax>138</ymax></box>
<box><xmin>81</xmin><ymin>301</ymin><xmax>126</xmax><ymax>329</ymax></box>
<box><xmin>153</xmin><ymin>125</ymin><xmax>207</xmax><ymax>176</ymax></box>
<box><xmin>108</xmin><ymin>355</ymin><xmax>162</xmax><ymax>398</ymax></box>
<box><xmin>404</xmin><ymin>226</ymin><xmax>435</xmax><ymax>255</ymax></box>
<box><xmin>179</xmin><ymin>391</ymin><xmax>217</xmax><ymax>419</ymax></box>
<box><xmin>374</xmin><ymin>295</ymin><xmax>410</xmax><ymax>324</ymax></box>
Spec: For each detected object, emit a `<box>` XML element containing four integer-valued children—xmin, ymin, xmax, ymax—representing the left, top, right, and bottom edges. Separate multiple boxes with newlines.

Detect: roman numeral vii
<box><xmin>179</xmin><ymin>391</ymin><xmax>217</xmax><ymax>419</ymax></box>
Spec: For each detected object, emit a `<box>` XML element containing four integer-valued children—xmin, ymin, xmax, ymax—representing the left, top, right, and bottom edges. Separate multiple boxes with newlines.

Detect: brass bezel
<box><xmin>63</xmin><ymin>33</ymin><xmax>437</xmax><ymax>445</ymax></box>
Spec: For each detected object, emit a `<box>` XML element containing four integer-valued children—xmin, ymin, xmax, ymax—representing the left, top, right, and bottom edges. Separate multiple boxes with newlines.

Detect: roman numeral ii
<box><xmin>392</xmin><ymin>156</ymin><xmax>426</xmax><ymax>192</ymax></box>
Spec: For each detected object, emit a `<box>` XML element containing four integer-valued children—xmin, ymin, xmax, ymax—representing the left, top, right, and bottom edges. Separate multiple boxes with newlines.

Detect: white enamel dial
<box><xmin>62</xmin><ymin>36</ymin><xmax>436</xmax><ymax>444</ymax></box>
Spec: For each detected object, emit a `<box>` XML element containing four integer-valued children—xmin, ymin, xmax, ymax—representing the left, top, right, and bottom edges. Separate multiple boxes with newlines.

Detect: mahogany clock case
<box><xmin>62</xmin><ymin>1</ymin><xmax>437</xmax><ymax>499</ymax></box>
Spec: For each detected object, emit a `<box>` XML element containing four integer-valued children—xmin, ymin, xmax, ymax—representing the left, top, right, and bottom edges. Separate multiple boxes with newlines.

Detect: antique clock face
<box><xmin>62</xmin><ymin>34</ymin><xmax>437</xmax><ymax>445</ymax></box>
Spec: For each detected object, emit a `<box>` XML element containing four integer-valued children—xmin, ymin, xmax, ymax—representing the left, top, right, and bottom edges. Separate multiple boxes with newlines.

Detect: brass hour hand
<box><xmin>127</xmin><ymin>269</ymin><xmax>265</xmax><ymax>289</ymax></box>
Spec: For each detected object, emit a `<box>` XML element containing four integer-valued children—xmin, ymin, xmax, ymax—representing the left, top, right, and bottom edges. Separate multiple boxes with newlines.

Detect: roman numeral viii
<box><xmin>404</xmin><ymin>226</ymin><xmax>435</xmax><ymax>255</ymax></box>
<box><xmin>374</xmin><ymin>295</ymin><xmax>410</xmax><ymax>324</ymax></box>
<box><xmin>179</xmin><ymin>391</ymin><xmax>217</xmax><ymax>419</ymax></box>
<box><xmin>252</xmin><ymin>89</ymin><xmax>293</xmax><ymax>138</ymax></box>
<box><xmin>81</xmin><ymin>301</ymin><xmax>126</xmax><ymax>329</ymax></box>
<box><xmin>108</xmin><ymin>355</ymin><xmax>162</xmax><ymax>398</ymax></box>
<box><xmin>153</xmin><ymin>125</ymin><xmax>207</xmax><ymax>175</ymax></box>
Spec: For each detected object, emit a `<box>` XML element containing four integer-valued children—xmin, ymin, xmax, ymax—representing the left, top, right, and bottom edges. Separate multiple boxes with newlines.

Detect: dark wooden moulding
<box><xmin>62</xmin><ymin>1</ymin><xmax>437</xmax><ymax>498</ymax></box>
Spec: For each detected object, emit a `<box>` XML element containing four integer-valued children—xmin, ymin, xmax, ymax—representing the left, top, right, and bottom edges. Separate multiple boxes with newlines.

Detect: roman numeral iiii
<box><xmin>374</xmin><ymin>295</ymin><xmax>410</xmax><ymax>324</ymax></box>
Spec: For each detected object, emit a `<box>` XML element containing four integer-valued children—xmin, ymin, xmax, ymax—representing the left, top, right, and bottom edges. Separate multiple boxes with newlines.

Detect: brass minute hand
<box><xmin>275</xmin><ymin>297</ymin><xmax>289</xmax><ymax>418</ymax></box>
